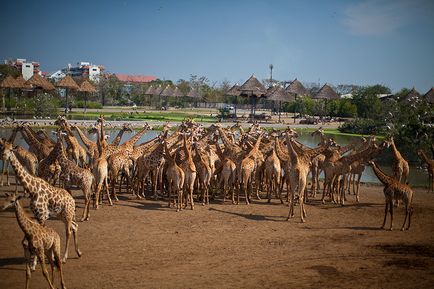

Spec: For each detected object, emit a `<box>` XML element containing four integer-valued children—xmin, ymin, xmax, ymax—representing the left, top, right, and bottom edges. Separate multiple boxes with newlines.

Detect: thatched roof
<box><xmin>285</xmin><ymin>78</ymin><xmax>308</xmax><ymax>96</ymax></box>
<box><xmin>239</xmin><ymin>74</ymin><xmax>266</xmax><ymax>97</ymax></box>
<box><xmin>186</xmin><ymin>88</ymin><xmax>201</xmax><ymax>99</ymax></box>
<box><xmin>26</xmin><ymin>74</ymin><xmax>55</xmax><ymax>90</ymax></box>
<box><xmin>171</xmin><ymin>86</ymin><xmax>184</xmax><ymax>97</ymax></box>
<box><xmin>152</xmin><ymin>85</ymin><xmax>163</xmax><ymax>96</ymax></box>
<box><xmin>160</xmin><ymin>85</ymin><xmax>174</xmax><ymax>97</ymax></box>
<box><xmin>15</xmin><ymin>76</ymin><xmax>31</xmax><ymax>89</ymax></box>
<box><xmin>423</xmin><ymin>87</ymin><xmax>434</xmax><ymax>104</ymax></box>
<box><xmin>79</xmin><ymin>80</ymin><xmax>96</xmax><ymax>93</ymax></box>
<box><xmin>267</xmin><ymin>85</ymin><xmax>295</xmax><ymax>102</ymax></box>
<box><xmin>402</xmin><ymin>88</ymin><xmax>421</xmax><ymax>102</ymax></box>
<box><xmin>226</xmin><ymin>83</ymin><xmax>241</xmax><ymax>96</ymax></box>
<box><xmin>145</xmin><ymin>85</ymin><xmax>154</xmax><ymax>95</ymax></box>
<box><xmin>314</xmin><ymin>84</ymin><xmax>340</xmax><ymax>100</ymax></box>
<box><xmin>56</xmin><ymin>76</ymin><xmax>79</xmax><ymax>90</ymax></box>
<box><xmin>0</xmin><ymin>75</ymin><xmax>19</xmax><ymax>89</ymax></box>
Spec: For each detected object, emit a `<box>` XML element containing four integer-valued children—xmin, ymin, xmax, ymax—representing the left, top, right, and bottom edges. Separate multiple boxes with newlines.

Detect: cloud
<box><xmin>342</xmin><ymin>0</ymin><xmax>431</xmax><ymax>36</ymax></box>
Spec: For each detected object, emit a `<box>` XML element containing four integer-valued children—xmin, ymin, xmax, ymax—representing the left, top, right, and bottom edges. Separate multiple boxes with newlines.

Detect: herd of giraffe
<box><xmin>0</xmin><ymin>116</ymin><xmax>433</xmax><ymax>288</ymax></box>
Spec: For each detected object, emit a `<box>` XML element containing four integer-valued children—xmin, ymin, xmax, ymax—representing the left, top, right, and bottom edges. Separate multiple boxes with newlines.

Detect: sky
<box><xmin>1</xmin><ymin>0</ymin><xmax>433</xmax><ymax>93</ymax></box>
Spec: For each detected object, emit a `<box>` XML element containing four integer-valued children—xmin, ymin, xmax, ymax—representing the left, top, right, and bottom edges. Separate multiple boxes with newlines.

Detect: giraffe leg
<box><xmin>381</xmin><ymin>201</ymin><xmax>388</xmax><ymax>229</ymax></box>
<box><xmin>389</xmin><ymin>200</ymin><xmax>394</xmax><ymax>231</ymax></box>
<box><xmin>37</xmin><ymin>250</ymin><xmax>56</xmax><ymax>289</ymax></box>
<box><xmin>355</xmin><ymin>174</ymin><xmax>362</xmax><ymax>203</ymax></box>
<box><xmin>401</xmin><ymin>204</ymin><xmax>409</xmax><ymax>231</ymax></box>
<box><xmin>25</xmin><ymin>257</ymin><xmax>32</xmax><ymax>289</ymax></box>
<box><xmin>105</xmin><ymin>178</ymin><xmax>113</xmax><ymax>206</ymax></box>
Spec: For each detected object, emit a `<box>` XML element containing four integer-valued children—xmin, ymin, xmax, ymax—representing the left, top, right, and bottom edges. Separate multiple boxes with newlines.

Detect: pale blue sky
<box><xmin>1</xmin><ymin>0</ymin><xmax>433</xmax><ymax>92</ymax></box>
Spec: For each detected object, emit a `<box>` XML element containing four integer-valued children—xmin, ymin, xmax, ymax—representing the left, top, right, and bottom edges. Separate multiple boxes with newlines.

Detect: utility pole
<box><xmin>269</xmin><ymin>64</ymin><xmax>273</xmax><ymax>87</ymax></box>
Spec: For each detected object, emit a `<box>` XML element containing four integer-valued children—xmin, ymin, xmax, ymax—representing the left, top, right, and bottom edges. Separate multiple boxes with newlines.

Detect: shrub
<box><xmin>338</xmin><ymin>118</ymin><xmax>388</xmax><ymax>135</ymax></box>
<box><xmin>74</xmin><ymin>100</ymin><xmax>103</xmax><ymax>109</ymax></box>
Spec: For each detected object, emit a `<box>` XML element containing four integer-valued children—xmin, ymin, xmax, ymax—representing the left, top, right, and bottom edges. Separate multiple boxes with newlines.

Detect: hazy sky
<box><xmin>1</xmin><ymin>0</ymin><xmax>433</xmax><ymax>92</ymax></box>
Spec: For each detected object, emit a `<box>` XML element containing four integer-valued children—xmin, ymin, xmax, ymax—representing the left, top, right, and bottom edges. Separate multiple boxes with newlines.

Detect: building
<box><xmin>4</xmin><ymin>58</ymin><xmax>41</xmax><ymax>80</ymax></box>
<box><xmin>48</xmin><ymin>61</ymin><xmax>105</xmax><ymax>82</ymax></box>
<box><xmin>114</xmin><ymin>74</ymin><xmax>157</xmax><ymax>84</ymax></box>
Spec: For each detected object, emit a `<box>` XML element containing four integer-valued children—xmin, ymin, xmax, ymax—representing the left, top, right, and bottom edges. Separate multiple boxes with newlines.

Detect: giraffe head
<box><xmin>1</xmin><ymin>192</ymin><xmax>21</xmax><ymax>211</ymax></box>
<box><xmin>311</xmin><ymin>127</ymin><xmax>324</xmax><ymax>137</ymax></box>
<box><xmin>285</xmin><ymin>127</ymin><xmax>299</xmax><ymax>138</ymax></box>
<box><xmin>121</xmin><ymin>123</ymin><xmax>134</xmax><ymax>133</ymax></box>
<box><xmin>0</xmin><ymin>139</ymin><xmax>15</xmax><ymax>161</ymax></box>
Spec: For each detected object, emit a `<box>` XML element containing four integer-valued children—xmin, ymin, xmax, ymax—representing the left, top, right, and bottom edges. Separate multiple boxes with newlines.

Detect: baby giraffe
<box><xmin>1</xmin><ymin>193</ymin><xmax>66</xmax><ymax>289</ymax></box>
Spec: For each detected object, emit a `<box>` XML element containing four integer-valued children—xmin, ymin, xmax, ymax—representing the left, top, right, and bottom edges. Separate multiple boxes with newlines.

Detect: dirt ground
<box><xmin>1</xmin><ymin>182</ymin><xmax>433</xmax><ymax>289</ymax></box>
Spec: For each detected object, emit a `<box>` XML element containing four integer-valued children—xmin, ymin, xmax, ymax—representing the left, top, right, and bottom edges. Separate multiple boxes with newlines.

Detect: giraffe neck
<box><xmin>274</xmin><ymin>137</ymin><xmax>289</xmax><ymax>162</ymax></box>
<box><xmin>123</xmin><ymin>127</ymin><xmax>148</xmax><ymax>148</ymax></box>
<box><xmin>21</xmin><ymin>127</ymin><xmax>42</xmax><ymax>148</ymax></box>
<box><xmin>390</xmin><ymin>141</ymin><xmax>402</xmax><ymax>159</ymax></box>
<box><xmin>7</xmin><ymin>151</ymin><xmax>37</xmax><ymax>196</ymax></box>
<box><xmin>419</xmin><ymin>150</ymin><xmax>430</xmax><ymax>163</ymax></box>
<box><xmin>74</xmin><ymin>126</ymin><xmax>95</xmax><ymax>149</ymax></box>
<box><xmin>14</xmin><ymin>200</ymin><xmax>37</xmax><ymax>237</ymax></box>
<box><xmin>339</xmin><ymin>142</ymin><xmax>355</xmax><ymax>155</ymax></box>
<box><xmin>8</xmin><ymin>127</ymin><xmax>18</xmax><ymax>143</ymax></box>
<box><xmin>285</xmin><ymin>135</ymin><xmax>300</xmax><ymax>165</ymax></box>
<box><xmin>371</xmin><ymin>162</ymin><xmax>394</xmax><ymax>186</ymax></box>
<box><xmin>111</xmin><ymin>129</ymin><xmax>127</xmax><ymax>146</ymax></box>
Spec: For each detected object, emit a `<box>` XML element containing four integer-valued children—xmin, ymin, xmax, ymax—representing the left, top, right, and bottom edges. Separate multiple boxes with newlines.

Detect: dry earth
<box><xmin>0</xmin><ymin>181</ymin><xmax>433</xmax><ymax>289</ymax></box>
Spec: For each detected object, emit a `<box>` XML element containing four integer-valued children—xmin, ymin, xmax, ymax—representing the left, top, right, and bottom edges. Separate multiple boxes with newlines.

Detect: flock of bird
<box><xmin>1</xmin><ymin>116</ymin><xmax>433</xmax><ymax>289</ymax></box>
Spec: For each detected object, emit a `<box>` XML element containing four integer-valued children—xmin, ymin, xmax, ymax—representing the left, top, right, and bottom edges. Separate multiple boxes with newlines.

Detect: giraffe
<box><xmin>386</xmin><ymin>137</ymin><xmax>410</xmax><ymax>183</ymax></box>
<box><xmin>110</xmin><ymin>123</ymin><xmax>133</xmax><ymax>146</ymax></box>
<box><xmin>61</xmin><ymin>121</ymin><xmax>88</xmax><ymax>167</ymax></box>
<box><xmin>264</xmin><ymin>138</ymin><xmax>283</xmax><ymax>203</ymax></box>
<box><xmin>34</xmin><ymin>128</ymin><xmax>55</xmax><ymax>149</ymax></box>
<box><xmin>192</xmin><ymin>142</ymin><xmax>212</xmax><ymax>205</ymax></box>
<box><xmin>1</xmin><ymin>193</ymin><xmax>66</xmax><ymax>289</ymax></box>
<box><xmin>17</xmin><ymin>124</ymin><xmax>52</xmax><ymax>161</ymax></box>
<box><xmin>236</xmin><ymin>133</ymin><xmax>264</xmax><ymax>205</ymax></box>
<box><xmin>176</xmin><ymin>133</ymin><xmax>197</xmax><ymax>209</ymax></box>
<box><xmin>93</xmin><ymin>125</ymin><xmax>112</xmax><ymax>208</ymax></box>
<box><xmin>418</xmin><ymin>149</ymin><xmax>434</xmax><ymax>193</ymax></box>
<box><xmin>163</xmin><ymin>139</ymin><xmax>185</xmax><ymax>211</ymax></box>
<box><xmin>368</xmin><ymin>161</ymin><xmax>413</xmax><ymax>231</ymax></box>
<box><xmin>0</xmin><ymin>127</ymin><xmax>38</xmax><ymax>187</ymax></box>
<box><xmin>36</xmin><ymin>132</ymin><xmax>62</xmax><ymax>185</ymax></box>
<box><xmin>57</xmin><ymin>132</ymin><xmax>95</xmax><ymax>221</ymax></box>
<box><xmin>71</xmin><ymin>124</ymin><xmax>99</xmax><ymax>165</ymax></box>
<box><xmin>214</xmin><ymin>141</ymin><xmax>237</xmax><ymax>204</ymax></box>
<box><xmin>285</xmin><ymin>134</ymin><xmax>312</xmax><ymax>222</ymax></box>
<box><xmin>0</xmin><ymin>140</ymin><xmax>82</xmax><ymax>262</ymax></box>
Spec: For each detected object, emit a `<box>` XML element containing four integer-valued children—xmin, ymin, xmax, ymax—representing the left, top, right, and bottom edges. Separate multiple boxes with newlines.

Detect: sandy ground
<box><xmin>0</xmin><ymin>181</ymin><xmax>433</xmax><ymax>289</ymax></box>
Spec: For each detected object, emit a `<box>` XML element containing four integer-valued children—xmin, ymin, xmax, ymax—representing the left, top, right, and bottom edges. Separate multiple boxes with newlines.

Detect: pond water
<box><xmin>0</xmin><ymin>128</ymin><xmax>429</xmax><ymax>187</ymax></box>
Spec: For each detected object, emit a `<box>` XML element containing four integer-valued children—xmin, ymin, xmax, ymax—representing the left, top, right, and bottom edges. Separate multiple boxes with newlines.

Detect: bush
<box><xmin>74</xmin><ymin>100</ymin><xmax>103</xmax><ymax>109</ymax></box>
<box><xmin>338</xmin><ymin>118</ymin><xmax>388</xmax><ymax>135</ymax></box>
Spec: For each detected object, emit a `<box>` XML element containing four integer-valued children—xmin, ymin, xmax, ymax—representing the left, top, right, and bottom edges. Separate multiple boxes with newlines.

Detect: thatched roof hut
<box><xmin>171</xmin><ymin>86</ymin><xmax>184</xmax><ymax>97</ymax></box>
<box><xmin>401</xmin><ymin>88</ymin><xmax>421</xmax><ymax>102</ymax></box>
<box><xmin>423</xmin><ymin>87</ymin><xmax>434</xmax><ymax>104</ymax></box>
<box><xmin>239</xmin><ymin>74</ymin><xmax>266</xmax><ymax>97</ymax></box>
<box><xmin>160</xmin><ymin>85</ymin><xmax>174</xmax><ymax>97</ymax></box>
<box><xmin>56</xmin><ymin>76</ymin><xmax>79</xmax><ymax>90</ymax></box>
<box><xmin>152</xmin><ymin>85</ymin><xmax>163</xmax><ymax>96</ymax></box>
<box><xmin>186</xmin><ymin>88</ymin><xmax>201</xmax><ymax>99</ymax></box>
<box><xmin>285</xmin><ymin>79</ymin><xmax>308</xmax><ymax>97</ymax></box>
<box><xmin>145</xmin><ymin>85</ymin><xmax>154</xmax><ymax>95</ymax></box>
<box><xmin>0</xmin><ymin>75</ymin><xmax>19</xmax><ymax>89</ymax></box>
<box><xmin>266</xmin><ymin>86</ymin><xmax>294</xmax><ymax>102</ymax></box>
<box><xmin>314</xmin><ymin>84</ymin><xmax>339</xmax><ymax>100</ymax></box>
<box><xmin>26</xmin><ymin>74</ymin><xmax>55</xmax><ymax>90</ymax></box>
<box><xmin>15</xmin><ymin>76</ymin><xmax>31</xmax><ymax>89</ymax></box>
<box><xmin>226</xmin><ymin>83</ymin><xmax>241</xmax><ymax>96</ymax></box>
<box><xmin>79</xmin><ymin>80</ymin><xmax>96</xmax><ymax>93</ymax></box>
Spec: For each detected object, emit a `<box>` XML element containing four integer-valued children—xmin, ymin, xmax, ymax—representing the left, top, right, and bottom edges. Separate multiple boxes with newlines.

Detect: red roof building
<box><xmin>115</xmin><ymin>74</ymin><xmax>157</xmax><ymax>83</ymax></box>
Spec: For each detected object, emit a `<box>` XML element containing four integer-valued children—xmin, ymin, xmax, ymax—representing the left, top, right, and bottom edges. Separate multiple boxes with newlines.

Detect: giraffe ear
<box><xmin>16</xmin><ymin>195</ymin><xmax>23</xmax><ymax>201</ymax></box>
<box><xmin>5</xmin><ymin>193</ymin><xmax>10</xmax><ymax>197</ymax></box>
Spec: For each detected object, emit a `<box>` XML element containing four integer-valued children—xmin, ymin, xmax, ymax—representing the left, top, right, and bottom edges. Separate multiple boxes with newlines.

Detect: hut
<box><xmin>314</xmin><ymin>84</ymin><xmax>340</xmax><ymax>100</ymax></box>
<box><xmin>225</xmin><ymin>83</ymin><xmax>241</xmax><ymax>116</ymax></box>
<box><xmin>0</xmin><ymin>76</ymin><xmax>19</xmax><ymax>111</ymax></box>
<box><xmin>26</xmin><ymin>74</ymin><xmax>55</xmax><ymax>91</ymax></box>
<box><xmin>79</xmin><ymin>80</ymin><xmax>97</xmax><ymax>112</ymax></box>
<box><xmin>239</xmin><ymin>74</ymin><xmax>267</xmax><ymax>120</ymax></box>
<box><xmin>56</xmin><ymin>76</ymin><xmax>80</xmax><ymax>113</ymax></box>
<box><xmin>423</xmin><ymin>87</ymin><xmax>434</xmax><ymax>104</ymax></box>
<box><xmin>186</xmin><ymin>88</ymin><xmax>202</xmax><ymax>108</ymax></box>
<box><xmin>266</xmin><ymin>85</ymin><xmax>294</xmax><ymax>122</ymax></box>
<box><xmin>400</xmin><ymin>88</ymin><xmax>421</xmax><ymax>103</ymax></box>
<box><xmin>159</xmin><ymin>85</ymin><xmax>174</xmax><ymax>109</ymax></box>
<box><xmin>285</xmin><ymin>78</ymin><xmax>309</xmax><ymax>97</ymax></box>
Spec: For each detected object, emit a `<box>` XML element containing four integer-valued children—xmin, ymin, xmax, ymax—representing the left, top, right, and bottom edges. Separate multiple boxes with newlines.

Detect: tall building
<box><xmin>4</xmin><ymin>58</ymin><xmax>41</xmax><ymax>80</ymax></box>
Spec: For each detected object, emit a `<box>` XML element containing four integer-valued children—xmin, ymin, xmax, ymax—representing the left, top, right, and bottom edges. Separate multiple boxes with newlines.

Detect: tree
<box><xmin>351</xmin><ymin>85</ymin><xmax>390</xmax><ymax>119</ymax></box>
